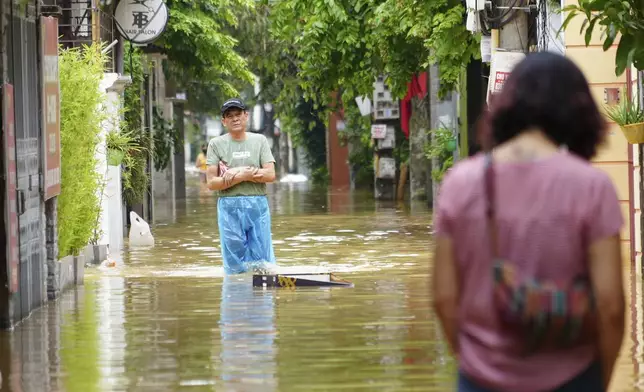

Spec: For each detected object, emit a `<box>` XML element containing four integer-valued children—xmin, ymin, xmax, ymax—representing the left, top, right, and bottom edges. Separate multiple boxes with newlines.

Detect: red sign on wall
<box><xmin>4</xmin><ymin>84</ymin><xmax>19</xmax><ymax>293</ymax></box>
<box><xmin>492</xmin><ymin>71</ymin><xmax>510</xmax><ymax>94</ymax></box>
<box><xmin>41</xmin><ymin>16</ymin><xmax>61</xmax><ymax>200</ymax></box>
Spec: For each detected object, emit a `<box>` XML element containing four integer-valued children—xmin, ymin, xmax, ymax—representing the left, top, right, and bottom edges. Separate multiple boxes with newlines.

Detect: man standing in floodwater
<box><xmin>206</xmin><ymin>98</ymin><xmax>277</xmax><ymax>274</ymax></box>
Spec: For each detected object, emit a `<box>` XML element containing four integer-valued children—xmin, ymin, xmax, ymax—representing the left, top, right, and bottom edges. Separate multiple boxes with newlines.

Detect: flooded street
<box><xmin>1</xmin><ymin>178</ymin><xmax>644</xmax><ymax>391</ymax></box>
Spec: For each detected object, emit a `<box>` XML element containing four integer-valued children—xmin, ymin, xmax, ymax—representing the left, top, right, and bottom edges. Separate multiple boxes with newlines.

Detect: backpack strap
<box><xmin>484</xmin><ymin>153</ymin><xmax>499</xmax><ymax>259</ymax></box>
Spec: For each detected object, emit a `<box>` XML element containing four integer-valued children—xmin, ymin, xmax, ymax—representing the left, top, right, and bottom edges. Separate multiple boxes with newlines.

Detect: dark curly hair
<box><xmin>481</xmin><ymin>51</ymin><xmax>607</xmax><ymax>160</ymax></box>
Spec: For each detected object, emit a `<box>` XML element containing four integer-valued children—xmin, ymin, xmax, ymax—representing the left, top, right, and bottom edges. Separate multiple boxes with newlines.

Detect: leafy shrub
<box><xmin>106</xmin><ymin>129</ymin><xmax>149</xmax><ymax>206</ymax></box>
<box><xmin>425</xmin><ymin>128</ymin><xmax>456</xmax><ymax>183</ymax></box>
<box><xmin>122</xmin><ymin>43</ymin><xmax>150</xmax><ymax>206</ymax></box>
<box><xmin>58</xmin><ymin>44</ymin><xmax>107</xmax><ymax>257</ymax></box>
<box><xmin>340</xmin><ymin>97</ymin><xmax>374</xmax><ymax>189</ymax></box>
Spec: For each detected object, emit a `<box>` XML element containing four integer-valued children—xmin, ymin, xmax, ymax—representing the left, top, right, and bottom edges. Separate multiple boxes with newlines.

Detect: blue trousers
<box><xmin>217</xmin><ymin>196</ymin><xmax>276</xmax><ymax>274</ymax></box>
<box><xmin>458</xmin><ymin>361</ymin><xmax>603</xmax><ymax>392</ymax></box>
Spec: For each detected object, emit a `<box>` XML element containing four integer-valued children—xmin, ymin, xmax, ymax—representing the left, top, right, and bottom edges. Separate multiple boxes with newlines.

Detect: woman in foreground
<box><xmin>432</xmin><ymin>52</ymin><xmax>626</xmax><ymax>391</ymax></box>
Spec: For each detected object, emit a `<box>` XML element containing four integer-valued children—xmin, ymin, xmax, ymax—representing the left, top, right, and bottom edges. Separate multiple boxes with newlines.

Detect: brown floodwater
<box><xmin>0</xmin><ymin>176</ymin><xmax>643</xmax><ymax>392</ymax></box>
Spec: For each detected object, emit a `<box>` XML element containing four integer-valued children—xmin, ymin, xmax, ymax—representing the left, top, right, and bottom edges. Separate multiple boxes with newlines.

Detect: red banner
<box><xmin>41</xmin><ymin>16</ymin><xmax>61</xmax><ymax>200</ymax></box>
<box><xmin>4</xmin><ymin>84</ymin><xmax>19</xmax><ymax>293</ymax></box>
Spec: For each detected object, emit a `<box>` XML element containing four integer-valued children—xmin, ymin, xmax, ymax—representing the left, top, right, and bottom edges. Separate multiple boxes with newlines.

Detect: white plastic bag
<box><xmin>128</xmin><ymin>211</ymin><xmax>155</xmax><ymax>247</ymax></box>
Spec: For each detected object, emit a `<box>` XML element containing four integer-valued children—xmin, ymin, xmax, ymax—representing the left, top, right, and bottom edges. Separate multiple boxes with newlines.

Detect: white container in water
<box><xmin>128</xmin><ymin>211</ymin><xmax>155</xmax><ymax>247</ymax></box>
<box><xmin>279</xmin><ymin>173</ymin><xmax>308</xmax><ymax>183</ymax></box>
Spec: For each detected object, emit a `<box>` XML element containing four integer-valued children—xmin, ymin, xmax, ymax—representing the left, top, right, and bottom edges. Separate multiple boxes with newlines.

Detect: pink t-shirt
<box><xmin>434</xmin><ymin>150</ymin><xmax>623</xmax><ymax>391</ymax></box>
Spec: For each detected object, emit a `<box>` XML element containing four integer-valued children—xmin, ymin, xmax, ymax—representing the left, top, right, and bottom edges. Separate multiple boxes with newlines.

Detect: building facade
<box><xmin>564</xmin><ymin>1</ymin><xmax>637</xmax><ymax>263</ymax></box>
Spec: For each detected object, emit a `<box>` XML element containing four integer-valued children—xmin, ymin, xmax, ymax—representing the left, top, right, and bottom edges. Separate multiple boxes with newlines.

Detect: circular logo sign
<box><xmin>114</xmin><ymin>0</ymin><xmax>168</xmax><ymax>44</ymax></box>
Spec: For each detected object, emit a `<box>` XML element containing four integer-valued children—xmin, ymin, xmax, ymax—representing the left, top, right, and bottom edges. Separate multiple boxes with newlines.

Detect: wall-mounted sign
<box><xmin>41</xmin><ymin>16</ymin><xmax>61</xmax><ymax>200</ymax></box>
<box><xmin>371</xmin><ymin>124</ymin><xmax>387</xmax><ymax>139</ymax></box>
<box><xmin>3</xmin><ymin>84</ymin><xmax>19</xmax><ymax>293</ymax></box>
<box><xmin>377</xmin><ymin>126</ymin><xmax>395</xmax><ymax>150</ymax></box>
<box><xmin>487</xmin><ymin>51</ymin><xmax>525</xmax><ymax>102</ymax></box>
<box><xmin>115</xmin><ymin>0</ymin><xmax>169</xmax><ymax>45</ymax></box>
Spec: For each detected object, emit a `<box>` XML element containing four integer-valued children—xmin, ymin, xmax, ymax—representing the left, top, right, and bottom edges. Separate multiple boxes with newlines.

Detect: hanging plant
<box><xmin>605</xmin><ymin>95</ymin><xmax>644</xmax><ymax>144</ymax></box>
<box><xmin>106</xmin><ymin>130</ymin><xmax>144</xmax><ymax>167</ymax></box>
<box><xmin>109</xmin><ymin>128</ymin><xmax>150</xmax><ymax>206</ymax></box>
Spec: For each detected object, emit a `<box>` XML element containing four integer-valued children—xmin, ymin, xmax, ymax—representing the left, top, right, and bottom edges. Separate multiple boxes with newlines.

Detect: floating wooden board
<box><xmin>252</xmin><ymin>273</ymin><xmax>354</xmax><ymax>288</ymax></box>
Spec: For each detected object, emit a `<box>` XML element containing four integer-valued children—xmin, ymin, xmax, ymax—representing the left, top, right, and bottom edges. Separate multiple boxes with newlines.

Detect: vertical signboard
<box><xmin>486</xmin><ymin>51</ymin><xmax>525</xmax><ymax>103</ymax></box>
<box><xmin>3</xmin><ymin>84</ymin><xmax>19</xmax><ymax>293</ymax></box>
<box><xmin>41</xmin><ymin>16</ymin><xmax>61</xmax><ymax>200</ymax></box>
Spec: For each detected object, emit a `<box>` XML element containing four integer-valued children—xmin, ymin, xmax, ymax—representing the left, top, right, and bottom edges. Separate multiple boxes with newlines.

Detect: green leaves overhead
<box><xmin>149</xmin><ymin>0</ymin><xmax>479</xmax><ymax>116</ymax></box>
<box><xmin>158</xmin><ymin>0</ymin><xmax>256</xmax><ymax>112</ymax></box>
<box><xmin>269</xmin><ymin>0</ymin><xmax>480</xmax><ymax>107</ymax></box>
<box><xmin>561</xmin><ymin>0</ymin><xmax>644</xmax><ymax>75</ymax></box>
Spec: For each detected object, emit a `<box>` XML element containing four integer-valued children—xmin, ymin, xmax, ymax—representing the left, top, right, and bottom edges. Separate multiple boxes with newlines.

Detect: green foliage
<box><xmin>184</xmin><ymin>116</ymin><xmax>203</xmax><ymax>145</ymax></box>
<box><xmin>123</xmin><ymin>43</ymin><xmax>143</xmax><ymax>134</ymax></box>
<box><xmin>339</xmin><ymin>98</ymin><xmax>374</xmax><ymax>188</ymax></box>
<box><xmin>121</xmin><ymin>45</ymin><xmax>182</xmax><ymax>204</ymax></box>
<box><xmin>560</xmin><ymin>0</ymin><xmax>644</xmax><ymax>74</ymax></box>
<box><xmin>425</xmin><ymin>128</ymin><xmax>456</xmax><ymax>183</ymax></box>
<box><xmin>311</xmin><ymin>166</ymin><xmax>330</xmax><ymax>187</ymax></box>
<box><xmin>105</xmin><ymin>130</ymin><xmax>149</xmax><ymax>206</ymax></box>
<box><xmin>123</xmin><ymin>143</ymin><xmax>149</xmax><ymax>207</ymax></box>
<box><xmin>160</xmin><ymin>0</ymin><xmax>256</xmax><ymax>114</ymax></box>
<box><xmin>122</xmin><ymin>43</ymin><xmax>150</xmax><ymax>206</ymax></box>
<box><xmin>152</xmin><ymin>107</ymin><xmax>182</xmax><ymax>171</ymax></box>
<box><xmin>424</xmin><ymin>5</ymin><xmax>481</xmax><ymax>95</ymax></box>
<box><xmin>269</xmin><ymin>0</ymin><xmax>480</xmax><ymax>108</ymax></box>
<box><xmin>58</xmin><ymin>44</ymin><xmax>107</xmax><ymax>258</ymax></box>
<box><xmin>231</xmin><ymin>4</ymin><xmax>292</xmax><ymax>103</ymax></box>
<box><xmin>246</xmin><ymin>0</ymin><xmax>478</xmax><ymax>185</ymax></box>
<box><xmin>605</xmin><ymin>95</ymin><xmax>644</xmax><ymax>126</ymax></box>
<box><xmin>227</xmin><ymin>2</ymin><xmax>307</xmax><ymax>166</ymax></box>
<box><xmin>281</xmin><ymin>96</ymin><xmax>329</xmax><ymax>184</ymax></box>
<box><xmin>394</xmin><ymin>130</ymin><xmax>410</xmax><ymax>165</ymax></box>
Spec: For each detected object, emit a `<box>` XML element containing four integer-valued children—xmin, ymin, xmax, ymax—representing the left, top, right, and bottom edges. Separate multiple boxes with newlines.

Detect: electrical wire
<box><xmin>481</xmin><ymin>0</ymin><xmax>523</xmax><ymax>29</ymax></box>
<box><xmin>537</xmin><ymin>0</ymin><xmax>548</xmax><ymax>51</ymax></box>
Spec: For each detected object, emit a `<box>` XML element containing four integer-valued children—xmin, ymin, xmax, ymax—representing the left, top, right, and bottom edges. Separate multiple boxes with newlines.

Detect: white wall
<box><xmin>97</xmin><ymin>73</ymin><xmax>131</xmax><ymax>251</ymax></box>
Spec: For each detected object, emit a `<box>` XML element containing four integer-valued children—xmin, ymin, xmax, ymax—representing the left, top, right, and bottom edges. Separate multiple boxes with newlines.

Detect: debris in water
<box><xmin>129</xmin><ymin>211</ymin><xmax>155</xmax><ymax>247</ymax></box>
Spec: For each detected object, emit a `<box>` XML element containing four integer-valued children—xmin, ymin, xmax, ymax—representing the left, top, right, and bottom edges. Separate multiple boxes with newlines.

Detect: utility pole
<box><xmin>372</xmin><ymin>76</ymin><xmax>398</xmax><ymax>200</ymax></box>
<box><xmin>428</xmin><ymin>64</ymin><xmax>459</xmax><ymax>207</ymax></box>
<box><xmin>490</xmin><ymin>0</ymin><xmax>529</xmax><ymax>57</ymax></box>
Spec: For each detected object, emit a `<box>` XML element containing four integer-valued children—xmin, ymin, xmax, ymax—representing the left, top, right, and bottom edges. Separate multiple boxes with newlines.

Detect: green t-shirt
<box><xmin>206</xmin><ymin>132</ymin><xmax>276</xmax><ymax>197</ymax></box>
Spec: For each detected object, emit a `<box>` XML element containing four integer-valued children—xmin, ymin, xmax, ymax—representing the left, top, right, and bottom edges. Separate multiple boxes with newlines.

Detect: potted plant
<box><xmin>605</xmin><ymin>96</ymin><xmax>644</xmax><ymax>144</ymax></box>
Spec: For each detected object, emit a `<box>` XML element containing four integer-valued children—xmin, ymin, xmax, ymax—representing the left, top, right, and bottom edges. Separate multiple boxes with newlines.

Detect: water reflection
<box><xmin>219</xmin><ymin>275</ymin><xmax>276</xmax><ymax>390</ymax></box>
<box><xmin>0</xmin><ymin>177</ymin><xmax>641</xmax><ymax>391</ymax></box>
<box><xmin>97</xmin><ymin>276</ymin><xmax>125</xmax><ymax>390</ymax></box>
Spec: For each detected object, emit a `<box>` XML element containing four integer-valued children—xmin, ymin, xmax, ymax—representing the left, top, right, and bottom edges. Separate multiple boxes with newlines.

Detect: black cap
<box><xmin>221</xmin><ymin>98</ymin><xmax>246</xmax><ymax>116</ymax></box>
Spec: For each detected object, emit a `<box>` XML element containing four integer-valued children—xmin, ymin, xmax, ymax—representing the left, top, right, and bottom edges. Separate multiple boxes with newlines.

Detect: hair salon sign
<box><xmin>115</xmin><ymin>0</ymin><xmax>169</xmax><ymax>45</ymax></box>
